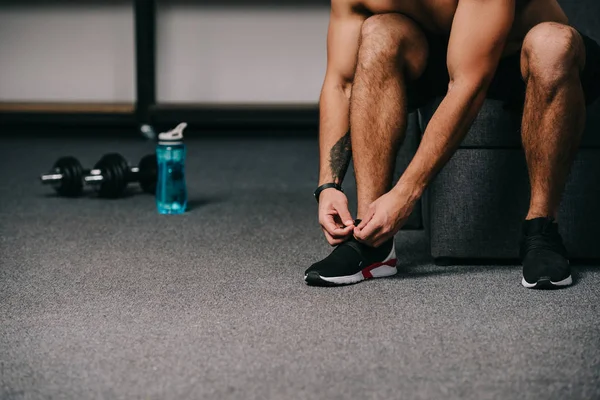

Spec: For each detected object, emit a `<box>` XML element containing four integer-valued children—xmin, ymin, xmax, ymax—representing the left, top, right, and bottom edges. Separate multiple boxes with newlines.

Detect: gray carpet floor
<box><xmin>1</xmin><ymin>137</ymin><xmax>599</xmax><ymax>400</ymax></box>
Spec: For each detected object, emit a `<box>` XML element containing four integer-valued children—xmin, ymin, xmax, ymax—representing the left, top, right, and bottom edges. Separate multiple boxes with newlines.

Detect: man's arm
<box><xmin>319</xmin><ymin>1</ymin><xmax>366</xmax><ymax>186</ymax></box>
<box><xmin>397</xmin><ymin>0</ymin><xmax>515</xmax><ymax>198</ymax></box>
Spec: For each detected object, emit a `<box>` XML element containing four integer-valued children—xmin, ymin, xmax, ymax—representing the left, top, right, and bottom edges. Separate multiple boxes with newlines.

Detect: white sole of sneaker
<box><xmin>305</xmin><ymin>244</ymin><xmax>398</xmax><ymax>285</ymax></box>
<box><xmin>521</xmin><ymin>275</ymin><xmax>573</xmax><ymax>289</ymax></box>
<box><xmin>315</xmin><ymin>263</ymin><xmax>398</xmax><ymax>285</ymax></box>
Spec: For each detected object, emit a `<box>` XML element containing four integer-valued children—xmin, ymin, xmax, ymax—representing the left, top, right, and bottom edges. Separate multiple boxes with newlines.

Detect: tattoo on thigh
<box><xmin>330</xmin><ymin>131</ymin><xmax>352</xmax><ymax>183</ymax></box>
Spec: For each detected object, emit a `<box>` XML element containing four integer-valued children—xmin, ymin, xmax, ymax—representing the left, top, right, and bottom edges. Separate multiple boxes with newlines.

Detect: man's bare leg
<box><xmin>305</xmin><ymin>14</ymin><xmax>430</xmax><ymax>286</ymax></box>
<box><xmin>521</xmin><ymin>22</ymin><xmax>586</xmax><ymax>220</ymax></box>
<box><xmin>350</xmin><ymin>14</ymin><xmax>428</xmax><ymax>219</ymax></box>
<box><xmin>519</xmin><ymin>22</ymin><xmax>586</xmax><ymax>289</ymax></box>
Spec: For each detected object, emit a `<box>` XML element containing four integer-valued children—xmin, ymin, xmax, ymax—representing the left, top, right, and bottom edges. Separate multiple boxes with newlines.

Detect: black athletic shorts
<box><xmin>406</xmin><ymin>31</ymin><xmax>600</xmax><ymax>112</ymax></box>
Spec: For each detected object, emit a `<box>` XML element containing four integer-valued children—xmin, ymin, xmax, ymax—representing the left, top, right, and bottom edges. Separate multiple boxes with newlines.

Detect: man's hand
<box><xmin>319</xmin><ymin>188</ymin><xmax>355</xmax><ymax>246</ymax></box>
<box><xmin>354</xmin><ymin>186</ymin><xmax>417</xmax><ymax>248</ymax></box>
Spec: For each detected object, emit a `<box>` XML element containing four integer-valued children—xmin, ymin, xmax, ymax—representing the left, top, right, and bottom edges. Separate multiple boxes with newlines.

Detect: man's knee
<box><xmin>358</xmin><ymin>14</ymin><xmax>428</xmax><ymax>80</ymax></box>
<box><xmin>521</xmin><ymin>22</ymin><xmax>585</xmax><ymax>86</ymax></box>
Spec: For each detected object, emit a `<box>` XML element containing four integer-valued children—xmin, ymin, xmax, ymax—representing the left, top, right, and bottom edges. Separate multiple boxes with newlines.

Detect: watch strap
<box><xmin>314</xmin><ymin>183</ymin><xmax>343</xmax><ymax>202</ymax></box>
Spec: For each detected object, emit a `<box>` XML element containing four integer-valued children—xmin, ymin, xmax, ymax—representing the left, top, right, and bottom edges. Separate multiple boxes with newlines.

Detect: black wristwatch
<box><xmin>314</xmin><ymin>183</ymin><xmax>343</xmax><ymax>203</ymax></box>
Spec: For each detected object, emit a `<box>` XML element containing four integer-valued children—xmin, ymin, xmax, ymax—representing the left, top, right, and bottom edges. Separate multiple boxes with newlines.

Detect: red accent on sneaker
<box><xmin>361</xmin><ymin>258</ymin><xmax>397</xmax><ymax>279</ymax></box>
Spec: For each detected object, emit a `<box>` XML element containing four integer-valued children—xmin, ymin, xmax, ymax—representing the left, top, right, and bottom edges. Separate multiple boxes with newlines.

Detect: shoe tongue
<box><xmin>523</xmin><ymin>217</ymin><xmax>556</xmax><ymax>236</ymax></box>
<box><xmin>330</xmin><ymin>239</ymin><xmax>365</xmax><ymax>266</ymax></box>
<box><xmin>338</xmin><ymin>237</ymin><xmax>393</xmax><ymax>261</ymax></box>
<box><xmin>340</xmin><ymin>238</ymin><xmax>364</xmax><ymax>257</ymax></box>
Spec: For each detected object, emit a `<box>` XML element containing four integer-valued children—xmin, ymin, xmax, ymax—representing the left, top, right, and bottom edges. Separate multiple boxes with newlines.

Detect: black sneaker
<box><xmin>304</xmin><ymin>237</ymin><xmax>397</xmax><ymax>286</ymax></box>
<box><xmin>520</xmin><ymin>217</ymin><xmax>572</xmax><ymax>289</ymax></box>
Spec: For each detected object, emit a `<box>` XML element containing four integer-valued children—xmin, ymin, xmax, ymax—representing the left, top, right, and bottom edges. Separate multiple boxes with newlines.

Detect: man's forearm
<box><xmin>319</xmin><ymin>84</ymin><xmax>352</xmax><ymax>186</ymax></box>
<box><xmin>398</xmin><ymin>0</ymin><xmax>513</xmax><ymax>198</ymax></box>
<box><xmin>397</xmin><ymin>81</ymin><xmax>488</xmax><ymax>198</ymax></box>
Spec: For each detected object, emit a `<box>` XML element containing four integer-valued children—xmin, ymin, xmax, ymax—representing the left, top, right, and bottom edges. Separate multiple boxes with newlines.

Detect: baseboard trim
<box><xmin>0</xmin><ymin>104</ymin><xmax>320</xmax><ymax>137</ymax></box>
<box><xmin>149</xmin><ymin>103</ymin><xmax>319</xmax><ymax>134</ymax></box>
<box><xmin>0</xmin><ymin>111</ymin><xmax>136</xmax><ymax>128</ymax></box>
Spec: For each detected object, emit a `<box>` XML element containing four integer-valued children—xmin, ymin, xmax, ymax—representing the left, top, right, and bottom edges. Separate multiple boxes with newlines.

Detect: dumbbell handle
<box><xmin>40</xmin><ymin>173</ymin><xmax>64</xmax><ymax>184</ymax></box>
<box><xmin>84</xmin><ymin>167</ymin><xmax>141</xmax><ymax>184</ymax></box>
<box><xmin>40</xmin><ymin>168</ymin><xmax>92</xmax><ymax>184</ymax></box>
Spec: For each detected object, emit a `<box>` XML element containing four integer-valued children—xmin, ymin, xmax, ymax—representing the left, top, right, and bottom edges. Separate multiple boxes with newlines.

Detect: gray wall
<box><xmin>0</xmin><ymin>3</ymin><xmax>136</xmax><ymax>103</ymax></box>
<box><xmin>0</xmin><ymin>3</ymin><xmax>329</xmax><ymax>104</ymax></box>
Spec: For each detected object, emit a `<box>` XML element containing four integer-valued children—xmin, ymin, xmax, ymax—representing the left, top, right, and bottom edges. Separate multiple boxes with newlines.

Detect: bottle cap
<box><xmin>158</xmin><ymin>123</ymin><xmax>187</xmax><ymax>143</ymax></box>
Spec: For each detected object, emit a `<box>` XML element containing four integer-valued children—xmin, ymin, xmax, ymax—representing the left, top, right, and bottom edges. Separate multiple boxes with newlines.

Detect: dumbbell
<box><xmin>84</xmin><ymin>153</ymin><xmax>157</xmax><ymax>198</ymax></box>
<box><xmin>40</xmin><ymin>156</ymin><xmax>88</xmax><ymax>197</ymax></box>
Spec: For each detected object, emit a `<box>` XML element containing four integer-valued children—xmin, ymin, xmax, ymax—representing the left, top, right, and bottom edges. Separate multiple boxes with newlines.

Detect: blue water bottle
<box><xmin>156</xmin><ymin>123</ymin><xmax>188</xmax><ymax>214</ymax></box>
